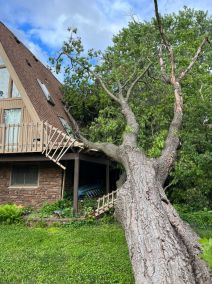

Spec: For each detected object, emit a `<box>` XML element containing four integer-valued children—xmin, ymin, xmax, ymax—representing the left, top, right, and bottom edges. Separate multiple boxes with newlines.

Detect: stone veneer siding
<box><xmin>0</xmin><ymin>162</ymin><xmax>63</xmax><ymax>207</ymax></box>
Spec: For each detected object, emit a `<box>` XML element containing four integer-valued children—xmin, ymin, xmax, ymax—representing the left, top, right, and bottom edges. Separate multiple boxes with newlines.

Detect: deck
<box><xmin>0</xmin><ymin>122</ymin><xmax>83</xmax><ymax>169</ymax></box>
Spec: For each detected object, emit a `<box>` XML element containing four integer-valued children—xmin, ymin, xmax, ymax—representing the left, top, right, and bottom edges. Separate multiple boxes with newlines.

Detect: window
<box><xmin>0</xmin><ymin>67</ymin><xmax>10</xmax><ymax>98</ymax></box>
<box><xmin>0</xmin><ymin>63</ymin><xmax>21</xmax><ymax>99</ymax></box>
<box><xmin>59</xmin><ymin>116</ymin><xmax>73</xmax><ymax>135</ymax></box>
<box><xmin>37</xmin><ymin>79</ymin><xmax>55</xmax><ymax>105</ymax></box>
<box><xmin>11</xmin><ymin>165</ymin><xmax>39</xmax><ymax>186</ymax></box>
<box><xmin>0</xmin><ymin>56</ymin><xmax>4</xmax><ymax>65</ymax></box>
<box><xmin>11</xmin><ymin>81</ymin><xmax>21</xmax><ymax>98</ymax></box>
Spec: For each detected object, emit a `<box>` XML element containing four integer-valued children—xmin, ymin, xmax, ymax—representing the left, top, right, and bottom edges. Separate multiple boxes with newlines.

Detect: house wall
<box><xmin>0</xmin><ymin>162</ymin><xmax>63</xmax><ymax>207</ymax></box>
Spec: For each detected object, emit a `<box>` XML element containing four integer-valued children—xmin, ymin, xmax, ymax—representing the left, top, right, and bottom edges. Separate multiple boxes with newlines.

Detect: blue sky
<box><xmin>0</xmin><ymin>0</ymin><xmax>211</xmax><ymax>80</ymax></box>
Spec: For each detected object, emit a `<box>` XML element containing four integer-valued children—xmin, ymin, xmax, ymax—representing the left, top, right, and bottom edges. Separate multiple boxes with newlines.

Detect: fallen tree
<box><xmin>54</xmin><ymin>1</ymin><xmax>211</xmax><ymax>283</ymax></box>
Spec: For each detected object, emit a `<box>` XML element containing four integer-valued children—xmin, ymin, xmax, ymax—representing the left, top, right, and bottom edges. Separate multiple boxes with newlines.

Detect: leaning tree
<box><xmin>53</xmin><ymin>1</ymin><xmax>211</xmax><ymax>283</ymax></box>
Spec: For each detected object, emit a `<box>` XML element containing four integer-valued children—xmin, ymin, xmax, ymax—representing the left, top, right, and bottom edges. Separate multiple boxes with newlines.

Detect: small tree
<box><xmin>53</xmin><ymin>1</ymin><xmax>211</xmax><ymax>282</ymax></box>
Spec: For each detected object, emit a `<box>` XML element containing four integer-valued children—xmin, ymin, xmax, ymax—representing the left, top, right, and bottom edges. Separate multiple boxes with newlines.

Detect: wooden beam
<box><xmin>0</xmin><ymin>152</ymin><xmax>79</xmax><ymax>162</ymax></box>
<box><xmin>106</xmin><ymin>160</ymin><xmax>110</xmax><ymax>194</ymax></box>
<box><xmin>79</xmin><ymin>153</ymin><xmax>109</xmax><ymax>165</ymax></box>
<box><xmin>73</xmin><ymin>154</ymin><xmax>80</xmax><ymax>215</ymax></box>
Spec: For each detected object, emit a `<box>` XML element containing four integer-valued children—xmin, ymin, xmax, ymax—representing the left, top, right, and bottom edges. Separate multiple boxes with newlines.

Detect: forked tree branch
<box><xmin>154</xmin><ymin>0</ymin><xmax>209</xmax><ymax>185</ymax></box>
<box><xmin>62</xmin><ymin>51</ymin><xmax>121</xmax><ymax>104</ymax></box>
<box><xmin>126</xmin><ymin>62</ymin><xmax>153</xmax><ymax>100</ymax></box>
<box><xmin>178</xmin><ymin>37</ymin><xmax>209</xmax><ymax>81</ymax></box>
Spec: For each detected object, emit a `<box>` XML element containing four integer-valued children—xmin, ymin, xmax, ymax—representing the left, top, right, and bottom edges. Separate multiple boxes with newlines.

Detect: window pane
<box><xmin>12</xmin><ymin>82</ymin><xmax>21</xmax><ymax>98</ymax></box>
<box><xmin>59</xmin><ymin>117</ymin><xmax>72</xmax><ymax>135</ymax></box>
<box><xmin>37</xmin><ymin>79</ymin><xmax>55</xmax><ymax>105</ymax></box>
<box><xmin>25</xmin><ymin>167</ymin><xmax>38</xmax><ymax>185</ymax></box>
<box><xmin>11</xmin><ymin>167</ymin><xmax>25</xmax><ymax>185</ymax></box>
<box><xmin>0</xmin><ymin>68</ymin><xmax>9</xmax><ymax>98</ymax></box>
<box><xmin>11</xmin><ymin>166</ymin><xmax>38</xmax><ymax>186</ymax></box>
<box><xmin>0</xmin><ymin>56</ymin><xmax>4</xmax><ymax>65</ymax></box>
<box><xmin>4</xmin><ymin>109</ymin><xmax>21</xmax><ymax>124</ymax></box>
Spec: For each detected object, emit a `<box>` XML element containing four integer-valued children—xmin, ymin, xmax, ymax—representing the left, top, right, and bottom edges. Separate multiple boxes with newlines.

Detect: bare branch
<box><xmin>122</xmin><ymin>58</ymin><xmax>143</xmax><ymax>89</ymax></box>
<box><xmin>61</xmin><ymin>51</ymin><xmax>121</xmax><ymax>104</ymax></box>
<box><xmin>158</xmin><ymin>45</ymin><xmax>170</xmax><ymax>83</ymax></box>
<box><xmin>126</xmin><ymin>62</ymin><xmax>152</xmax><ymax>100</ymax></box>
<box><xmin>64</xmin><ymin>106</ymin><xmax>120</xmax><ymax>160</ymax></box>
<box><xmin>93</xmin><ymin>72</ymin><xmax>121</xmax><ymax>103</ymax></box>
<box><xmin>178</xmin><ymin>37</ymin><xmax>209</xmax><ymax>81</ymax></box>
<box><xmin>154</xmin><ymin>0</ymin><xmax>175</xmax><ymax>80</ymax></box>
<box><xmin>154</xmin><ymin>0</ymin><xmax>170</xmax><ymax>48</ymax></box>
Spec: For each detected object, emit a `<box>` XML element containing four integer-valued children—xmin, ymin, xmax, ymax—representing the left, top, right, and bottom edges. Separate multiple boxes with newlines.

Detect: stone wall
<box><xmin>0</xmin><ymin>162</ymin><xmax>63</xmax><ymax>208</ymax></box>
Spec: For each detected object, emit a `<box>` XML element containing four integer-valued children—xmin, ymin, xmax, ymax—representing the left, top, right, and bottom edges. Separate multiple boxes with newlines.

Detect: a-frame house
<box><xmin>0</xmin><ymin>22</ymin><xmax>111</xmax><ymax>212</ymax></box>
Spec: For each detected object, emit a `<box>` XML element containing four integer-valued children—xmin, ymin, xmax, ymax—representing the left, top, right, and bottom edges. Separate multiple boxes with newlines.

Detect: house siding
<box><xmin>0</xmin><ymin>162</ymin><xmax>62</xmax><ymax>207</ymax></box>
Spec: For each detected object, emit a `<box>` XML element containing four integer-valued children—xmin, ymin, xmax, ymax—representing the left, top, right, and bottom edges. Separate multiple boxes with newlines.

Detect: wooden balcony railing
<box><xmin>0</xmin><ymin>122</ymin><xmax>83</xmax><ymax>154</ymax></box>
<box><xmin>0</xmin><ymin>122</ymin><xmax>45</xmax><ymax>153</ymax></box>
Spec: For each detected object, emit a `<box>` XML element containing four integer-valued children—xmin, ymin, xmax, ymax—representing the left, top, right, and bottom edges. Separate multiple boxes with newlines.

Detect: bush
<box><xmin>39</xmin><ymin>199</ymin><xmax>73</xmax><ymax>217</ymax></box>
<box><xmin>0</xmin><ymin>204</ymin><xmax>24</xmax><ymax>224</ymax></box>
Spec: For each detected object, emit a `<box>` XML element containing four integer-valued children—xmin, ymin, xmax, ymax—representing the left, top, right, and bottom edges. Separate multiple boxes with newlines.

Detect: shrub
<box><xmin>0</xmin><ymin>204</ymin><xmax>24</xmax><ymax>224</ymax></box>
<box><xmin>39</xmin><ymin>199</ymin><xmax>73</xmax><ymax>217</ymax></box>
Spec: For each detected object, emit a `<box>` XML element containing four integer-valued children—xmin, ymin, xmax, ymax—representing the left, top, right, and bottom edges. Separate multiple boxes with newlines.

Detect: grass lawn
<box><xmin>0</xmin><ymin>223</ymin><xmax>133</xmax><ymax>284</ymax></box>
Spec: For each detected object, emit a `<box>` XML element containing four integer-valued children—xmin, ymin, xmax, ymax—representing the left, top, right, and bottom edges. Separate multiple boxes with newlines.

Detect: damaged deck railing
<box><xmin>0</xmin><ymin>122</ymin><xmax>83</xmax><ymax>169</ymax></box>
<box><xmin>95</xmin><ymin>190</ymin><xmax>118</xmax><ymax>216</ymax></box>
<box><xmin>42</xmin><ymin>122</ymin><xmax>83</xmax><ymax>169</ymax></box>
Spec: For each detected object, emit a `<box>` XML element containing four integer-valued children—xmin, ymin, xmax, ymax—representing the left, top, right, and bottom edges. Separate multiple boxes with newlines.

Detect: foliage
<box><xmin>39</xmin><ymin>199</ymin><xmax>73</xmax><ymax>218</ymax></box>
<box><xmin>175</xmin><ymin>205</ymin><xmax>212</xmax><ymax>237</ymax></box>
<box><xmin>0</xmin><ymin>224</ymin><xmax>133</xmax><ymax>283</ymax></box>
<box><xmin>199</xmin><ymin>238</ymin><xmax>212</xmax><ymax>268</ymax></box>
<box><xmin>0</xmin><ymin>204</ymin><xmax>24</xmax><ymax>224</ymax></box>
<box><xmin>54</xmin><ymin>7</ymin><xmax>211</xmax><ymax>210</ymax></box>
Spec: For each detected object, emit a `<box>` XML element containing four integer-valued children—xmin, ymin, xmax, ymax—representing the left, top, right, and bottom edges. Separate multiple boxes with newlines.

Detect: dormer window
<box><xmin>37</xmin><ymin>79</ymin><xmax>55</xmax><ymax>106</ymax></box>
<box><xmin>59</xmin><ymin>116</ymin><xmax>73</xmax><ymax>135</ymax></box>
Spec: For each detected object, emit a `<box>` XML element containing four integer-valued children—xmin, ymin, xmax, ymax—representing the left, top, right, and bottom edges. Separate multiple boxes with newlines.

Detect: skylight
<box><xmin>37</xmin><ymin>79</ymin><xmax>55</xmax><ymax>105</ymax></box>
<box><xmin>59</xmin><ymin>116</ymin><xmax>73</xmax><ymax>136</ymax></box>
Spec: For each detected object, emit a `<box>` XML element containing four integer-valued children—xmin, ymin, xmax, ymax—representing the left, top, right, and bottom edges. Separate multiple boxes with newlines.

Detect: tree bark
<box><xmin>115</xmin><ymin>146</ymin><xmax>211</xmax><ymax>284</ymax></box>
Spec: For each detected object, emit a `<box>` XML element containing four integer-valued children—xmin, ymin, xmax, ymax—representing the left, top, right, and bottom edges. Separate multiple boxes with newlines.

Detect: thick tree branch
<box><xmin>120</xmin><ymin>100</ymin><xmax>140</xmax><ymax>148</ymax></box>
<box><xmin>156</xmin><ymin>111</ymin><xmax>182</xmax><ymax>186</ymax></box>
<box><xmin>126</xmin><ymin>62</ymin><xmax>152</xmax><ymax>100</ymax></box>
<box><xmin>64</xmin><ymin>106</ymin><xmax>120</xmax><ymax>161</ymax></box>
<box><xmin>178</xmin><ymin>37</ymin><xmax>209</xmax><ymax>81</ymax></box>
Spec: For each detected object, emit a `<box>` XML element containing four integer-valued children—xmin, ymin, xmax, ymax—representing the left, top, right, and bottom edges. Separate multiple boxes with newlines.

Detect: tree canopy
<box><xmin>54</xmin><ymin>7</ymin><xmax>211</xmax><ymax>211</ymax></box>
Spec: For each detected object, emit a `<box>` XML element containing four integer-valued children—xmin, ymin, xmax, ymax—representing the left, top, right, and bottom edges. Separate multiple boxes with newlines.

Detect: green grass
<box><xmin>0</xmin><ymin>224</ymin><xmax>133</xmax><ymax>284</ymax></box>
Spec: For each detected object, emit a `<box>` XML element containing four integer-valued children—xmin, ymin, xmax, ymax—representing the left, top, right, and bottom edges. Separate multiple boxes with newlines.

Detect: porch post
<box><xmin>106</xmin><ymin>160</ymin><xmax>110</xmax><ymax>194</ymax></box>
<box><xmin>73</xmin><ymin>154</ymin><xmax>80</xmax><ymax>215</ymax></box>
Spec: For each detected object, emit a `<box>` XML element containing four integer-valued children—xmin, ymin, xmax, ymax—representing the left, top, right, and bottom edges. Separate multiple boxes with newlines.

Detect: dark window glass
<box><xmin>11</xmin><ymin>166</ymin><xmax>38</xmax><ymax>186</ymax></box>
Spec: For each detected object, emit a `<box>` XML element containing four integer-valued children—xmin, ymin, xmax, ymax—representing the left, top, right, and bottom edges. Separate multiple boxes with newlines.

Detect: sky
<box><xmin>0</xmin><ymin>0</ymin><xmax>211</xmax><ymax>80</ymax></box>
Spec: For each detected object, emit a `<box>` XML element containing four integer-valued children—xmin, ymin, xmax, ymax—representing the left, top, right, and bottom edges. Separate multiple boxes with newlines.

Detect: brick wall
<box><xmin>0</xmin><ymin>162</ymin><xmax>63</xmax><ymax>208</ymax></box>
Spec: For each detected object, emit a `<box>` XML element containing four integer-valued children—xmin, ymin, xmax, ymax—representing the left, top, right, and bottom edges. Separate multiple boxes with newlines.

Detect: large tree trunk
<box><xmin>115</xmin><ymin>147</ymin><xmax>211</xmax><ymax>284</ymax></box>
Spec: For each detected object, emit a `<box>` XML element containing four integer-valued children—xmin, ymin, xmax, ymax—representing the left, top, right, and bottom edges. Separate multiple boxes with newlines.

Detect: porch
<box><xmin>0</xmin><ymin>152</ymin><xmax>117</xmax><ymax>214</ymax></box>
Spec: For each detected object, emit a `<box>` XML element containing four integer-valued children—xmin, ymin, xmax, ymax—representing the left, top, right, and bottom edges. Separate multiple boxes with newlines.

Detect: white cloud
<box><xmin>0</xmin><ymin>0</ymin><xmax>211</xmax><ymax>82</ymax></box>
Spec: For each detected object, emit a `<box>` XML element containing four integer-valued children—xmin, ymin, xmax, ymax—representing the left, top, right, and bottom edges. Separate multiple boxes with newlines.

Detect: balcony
<box><xmin>0</xmin><ymin>122</ymin><xmax>45</xmax><ymax>153</ymax></box>
<box><xmin>0</xmin><ymin>122</ymin><xmax>83</xmax><ymax>168</ymax></box>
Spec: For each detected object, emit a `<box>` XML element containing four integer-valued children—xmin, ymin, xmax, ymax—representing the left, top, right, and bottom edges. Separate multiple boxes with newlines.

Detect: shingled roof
<box><xmin>0</xmin><ymin>22</ymin><xmax>70</xmax><ymax>131</ymax></box>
